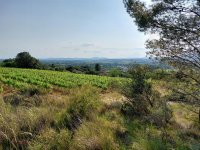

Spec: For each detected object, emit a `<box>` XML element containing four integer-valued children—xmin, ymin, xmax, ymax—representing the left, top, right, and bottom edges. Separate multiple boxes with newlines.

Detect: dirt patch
<box><xmin>100</xmin><ymin>91</ymin><xmax>125</xmax><ymax>105</ymax></box>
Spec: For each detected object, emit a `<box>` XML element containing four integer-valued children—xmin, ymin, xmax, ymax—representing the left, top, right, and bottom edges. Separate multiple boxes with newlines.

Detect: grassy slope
<box><xmin>0</xmin><ymin>68</ymin><xmax>199</xmax><ymax>150</ymax></box>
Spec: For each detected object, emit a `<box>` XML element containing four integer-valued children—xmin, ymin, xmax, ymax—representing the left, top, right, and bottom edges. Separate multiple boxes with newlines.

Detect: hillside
<box><xmin>0</xmin><ymin>0</ymin><xmax>199</xmax><ymax>149</ymax></box>
<box><xmin>0</xmin><ymin>67</ymin><xmax>199</xmax><ymax>150</ymax></box>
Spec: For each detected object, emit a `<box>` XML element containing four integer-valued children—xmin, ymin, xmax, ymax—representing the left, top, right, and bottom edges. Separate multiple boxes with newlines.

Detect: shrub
<box><xmin>57</xmin><ymin>85</ymin><xmax>101</xmax><ymax>130</ymax></box>
<box><xmin>108</xmin><ymin>80</ymin><xmax>123</xmax><ymax>91</ymax></box>
<box><xmin>122</xmin><ymin>65</ymin><xmax>160</xmax><ymax>116</ymax></box>
<box><xmin>0</xmin><ymin>98</ymin><xmax>33</xmax><ymax>149</ymax></box>
<box><xmin>145</xmin><ymin>138</ymin><xmax>170</xmax><ymax>150</ymax></box>
<box><xmin>20</xmin><ymin>86</ymin><xmax>47</xmax><ymax>96</ymax></box>
<box><xmin>71</xmin><ymin>118</ymin><xmax>119</xmax><ymax>150</ymax></box>
<box><xmin>3</xmin><ymin>94</ymin><xmax>42</xmax><ymax>107</ymax></box>
<box><xmin>1</xmin><ymin>59</ymin><xmax>16</xmax><ymax>68</ymax></box>
<box><xmin>30</xmin><ymin>129</ymin><xmax>71</xmax><ymax>150</ymax></box>
<box><xmin>144</xmin><ymin>97</ymin><xmax>172</xmax><ymax>128</ymax></box>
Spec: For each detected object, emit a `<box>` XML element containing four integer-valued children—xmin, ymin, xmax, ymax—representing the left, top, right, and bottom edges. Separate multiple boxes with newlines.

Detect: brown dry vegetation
<box><xmin>0</xmin><ymin>80</ymin><xmax>199</xmax><ymax>150</ymax></box>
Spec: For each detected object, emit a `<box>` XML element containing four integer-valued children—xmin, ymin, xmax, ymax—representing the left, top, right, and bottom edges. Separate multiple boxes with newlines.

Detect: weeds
<box><xmin>57</xmin><ymin>85</ymin><xmax>101</xmax><ymax>130</ymax></box>
<box><xmin>30</xmin><ymin>129</ymin><xmax>71</xmax><ymax>150</ymax></box>
<box><xmin>0</xmin><ymin>83</ymin><xmax>199</xmax><ymax>149</ymax></box>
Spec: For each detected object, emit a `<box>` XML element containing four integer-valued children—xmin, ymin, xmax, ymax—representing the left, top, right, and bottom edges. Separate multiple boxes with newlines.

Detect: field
<box><xmin>0</xmin><ymin>68</ymin><xmax>128</xmax><ymax>89</ymax></box>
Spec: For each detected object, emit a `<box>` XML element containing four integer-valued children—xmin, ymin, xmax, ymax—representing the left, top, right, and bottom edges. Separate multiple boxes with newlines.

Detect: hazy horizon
<box><xmin>0</xmin><ymin>0</ymin><xmax>151</xmax><ymax>59</ymax></box>
<box><xmin>0</xmin><ymin>55</ymin><xmax>148</xmax><ymax>60</ymax></box>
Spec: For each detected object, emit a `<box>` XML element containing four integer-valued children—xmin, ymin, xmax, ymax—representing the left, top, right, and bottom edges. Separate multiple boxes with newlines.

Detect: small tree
<box><xmin>1</xmin><ymin>59</ymin><xmax>16</xmax><ymax>67</ymax></box>
<box><xmin>122</xmin><ymin>65</ymin><xmax>159</xmax><ymax>116</ymax></box>
<box><xmin>123</xmin><ymin>0</ymin><xmax>200</xmax><ymax>122</ymax></box>
<box><xmin>95</xmin><ymin>63</ymin><xmax>101</xmax><ymax>72</ymax></box>
<box><xmin>109</xmin><ymin>68</ymin><xmax>122</xmax><ymax>77</ymax></box>
<box><xmin>15</xmin><ymin>52</ymin><xmax>40</xmax><ymax>69</ymax></box>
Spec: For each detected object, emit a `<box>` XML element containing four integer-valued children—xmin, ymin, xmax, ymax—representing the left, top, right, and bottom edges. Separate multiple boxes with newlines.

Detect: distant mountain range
<box><xmin>40</xmin><ymin>58</ymin><xmax>154</xmax><ymax>65</ymax></box>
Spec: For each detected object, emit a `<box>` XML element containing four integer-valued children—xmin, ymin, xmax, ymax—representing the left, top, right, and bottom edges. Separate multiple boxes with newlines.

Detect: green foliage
<box><xmin>0</xmin><ymin>66</ymin><xmax>199</xmax><ymax>149</ymax></box>
<box><xmin>124</xmin><ymin>0</ymin><xmax>200</xmax><ymax>122</ymax></box>
<box><xmin>146</xmin><ymin>69</ymin><xmax>170</xmax><ymax>80</ymax></box>
<box><xmin>95</xmin><ymin>63</ymin><xmax>101</xmax><ymax>72</ymax></box>
<box><xmin>0</xmin><ymin>67</ymin><xmax>128</xmax><ymax>89</ymax></box>
<box><xmin>0</xmin><ymin>91</ymin><xmax>60</xmax><ymax>149</ymax></box>
<box><xmin>1</xmin><ymin>59</ymin><xmax>16</xmax><ymax>68</ymax></box>
<box><xmin>109</xmin><ymin>68</ymin><xmax>122</xmax><ymax>77</ymax></box>
<box><xmin>145</xmin><ymin>138</ymin><xmax>170</xmax><ymax>150</ymax></box>
<box><xmin>124</xmin><ymin>0</ymin><xmax>200</xmax><ymax>68</ymax></box>
<box><xmin>57</xmin><ymin>85</ymin><xmax>101</xmax><ymax>130</ymax></box>
<box><xmin>0</xmin><ymin>84</ymin><xmax>199</xmax><ymax>149</ymax></box>
<box><xmin>65</xmin><ymin>65</ymin><xmax>97</xmax><ymax>75</ymax></box>
<box><xmin>1</xmin><ymin>52</ymin><xmax>41</xmax><ymax>69</ymax></box>
<box><xmin>15</xmin><ymin>52</ymin><xmax>41</xmax><ymax>69</ymax></box>
<box><xmin>122</xmin><ymin>65</ymin><xmax>160</xmax><ymax>116</ymax></box>
<box><xmin>71</xmin><ymin>118</ymin><xmax>119</xmax><ymax>150</ymax></box>
<box><xmin>30</xmin><ymin>129</ymin><xmax>71</xmax><ymax>150</ymax></box>
<box><xmin>150</xmin><ymin>100</ymin><xmax>172</xmax><ymax>127</ymax></box>
<box><xmin>68</xmin><ymin>86</ymin><xmax>100</xmax><ymax>118</ymax></box>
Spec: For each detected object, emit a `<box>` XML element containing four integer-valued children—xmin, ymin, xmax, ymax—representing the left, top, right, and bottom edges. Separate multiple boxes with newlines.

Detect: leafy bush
<box><xmin>145</xmin><ymin>138</ymin><xmax>170</xmax><ymax>150</ymax></box>
<box><xmin>15</xmin><ymin>52</ymin><xmax>41</xmax><ymax>69</ymax></box>
<box><xmin>1</xmin><ymin>59</ymin><xmax>16</xmax><ymax>68</ymax></box>
<box><xmin>122</xmin><ymin>65</ymin><xmax>160</xmax><ymax>116</ymax></box>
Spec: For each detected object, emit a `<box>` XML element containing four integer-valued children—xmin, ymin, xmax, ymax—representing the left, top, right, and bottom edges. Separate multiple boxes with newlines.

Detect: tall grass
<box><xmin>0</xmin><ymin>83</ymin><xmax>199</xmax><ymax>149</ymax></box>
<box><xmin>57</xmin><ymin>85</ymin><xmax>101</xmax><ymax>130</ymax></box>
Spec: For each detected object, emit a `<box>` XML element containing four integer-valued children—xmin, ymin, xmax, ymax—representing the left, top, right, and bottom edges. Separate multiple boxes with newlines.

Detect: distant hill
<box><xmin>40</xmin><ymin>58</ymin><xmax>155</xmax><ymax>66</ymax></box>
<box><xmin>40</xmin><ymin>58</ymin><xmax>169</xmax><ymax>70</ymax></box>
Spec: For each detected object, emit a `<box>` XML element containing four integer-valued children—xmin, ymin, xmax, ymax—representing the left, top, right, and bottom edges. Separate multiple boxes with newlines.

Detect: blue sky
<box><xmin>0</xmin><ymin>0</ymin><xmax>151</xmax><ymax>59</ymax></box>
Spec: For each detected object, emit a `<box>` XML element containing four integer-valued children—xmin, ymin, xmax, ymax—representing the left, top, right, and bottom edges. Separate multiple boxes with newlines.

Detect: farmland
<box><xmin>0</xmin><ymin>0</ymin><xmax>199</xmax><ymax>149</ymax></box>
<box><xmin>0</xmin><ymin>67</ymin><xmax>128</xmax><ymax>89</ymax></box>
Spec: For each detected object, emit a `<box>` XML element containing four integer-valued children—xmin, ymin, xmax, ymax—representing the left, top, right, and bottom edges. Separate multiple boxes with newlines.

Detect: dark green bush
<box><xmin>122</xmin><ymin>65</ymin><xmax>159</xmax><ymax>116</ymax></box>
<box><xmin>3</xmin><ymin>94</ymin><xmax>42</xmax><ymax>107</ymax></box>
<box><xmin>20</xmin><ymin>87</ymin><xmax>46</xmax><ymax>96</ymax></box>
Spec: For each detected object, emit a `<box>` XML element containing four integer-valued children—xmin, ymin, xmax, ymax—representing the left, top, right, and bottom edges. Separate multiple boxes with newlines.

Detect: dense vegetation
<box><xmin>1</xmin><ymin>52</ymin><xmax>41</xmax><ymax>69</ymax></box>
<box><xmin>124</xmin><ymin>0</ymin><xmax>200</xmax><ymax>122</ymax></box>
<box><xmin>0</xmin><ymin>0</ymin><xmax>199</xmax><ymax>149</ymax></box>
<box><xmin>0</xmin><ymin>66</ymin><xmax>199</xmax><ymax>149</ymax></box>
<box><xmin>0</xmin><ymin>68</ymin><xmax>128</xmax><ymax>89</ymax></box>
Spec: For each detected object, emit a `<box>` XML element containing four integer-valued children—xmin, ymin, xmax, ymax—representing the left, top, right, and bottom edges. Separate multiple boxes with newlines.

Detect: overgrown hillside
<box><xmin>0</xmin><ymin>67</ymin><xmax>199</xmax><ymax>150</ymax></box>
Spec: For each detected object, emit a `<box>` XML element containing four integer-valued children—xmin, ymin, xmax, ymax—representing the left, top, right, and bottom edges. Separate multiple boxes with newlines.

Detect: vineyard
<box><xmin>0</xmin><ymin>67</ymin><xmax>128</xmax><ymax>89</ymax></box>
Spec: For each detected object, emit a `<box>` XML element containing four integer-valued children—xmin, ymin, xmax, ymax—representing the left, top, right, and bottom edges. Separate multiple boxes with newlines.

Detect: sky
<box><xmin>0</xmin><ymin>0</ymin><xmax>151</xmax><ymax>59</ymax></box>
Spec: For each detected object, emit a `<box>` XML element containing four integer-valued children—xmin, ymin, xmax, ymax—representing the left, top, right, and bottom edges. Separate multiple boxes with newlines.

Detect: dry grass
<box><xmin>0</xmin><ymin>82</ymin><xmax>199</xmax><ymax>150</ymax></box>
<box><xmin>169</xmin><ymin>102</ymin><xmax>199</xmax><ymax>128</ymax></box>
<box><xmin>100</xmin><ymin>90</ymin><xmax>125</xmax><ymax>105</ymax></box>
<box><xmin>71</xmin><ymin>116</ymin><xmax>122</xmax><ymax>150</ymax></box>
